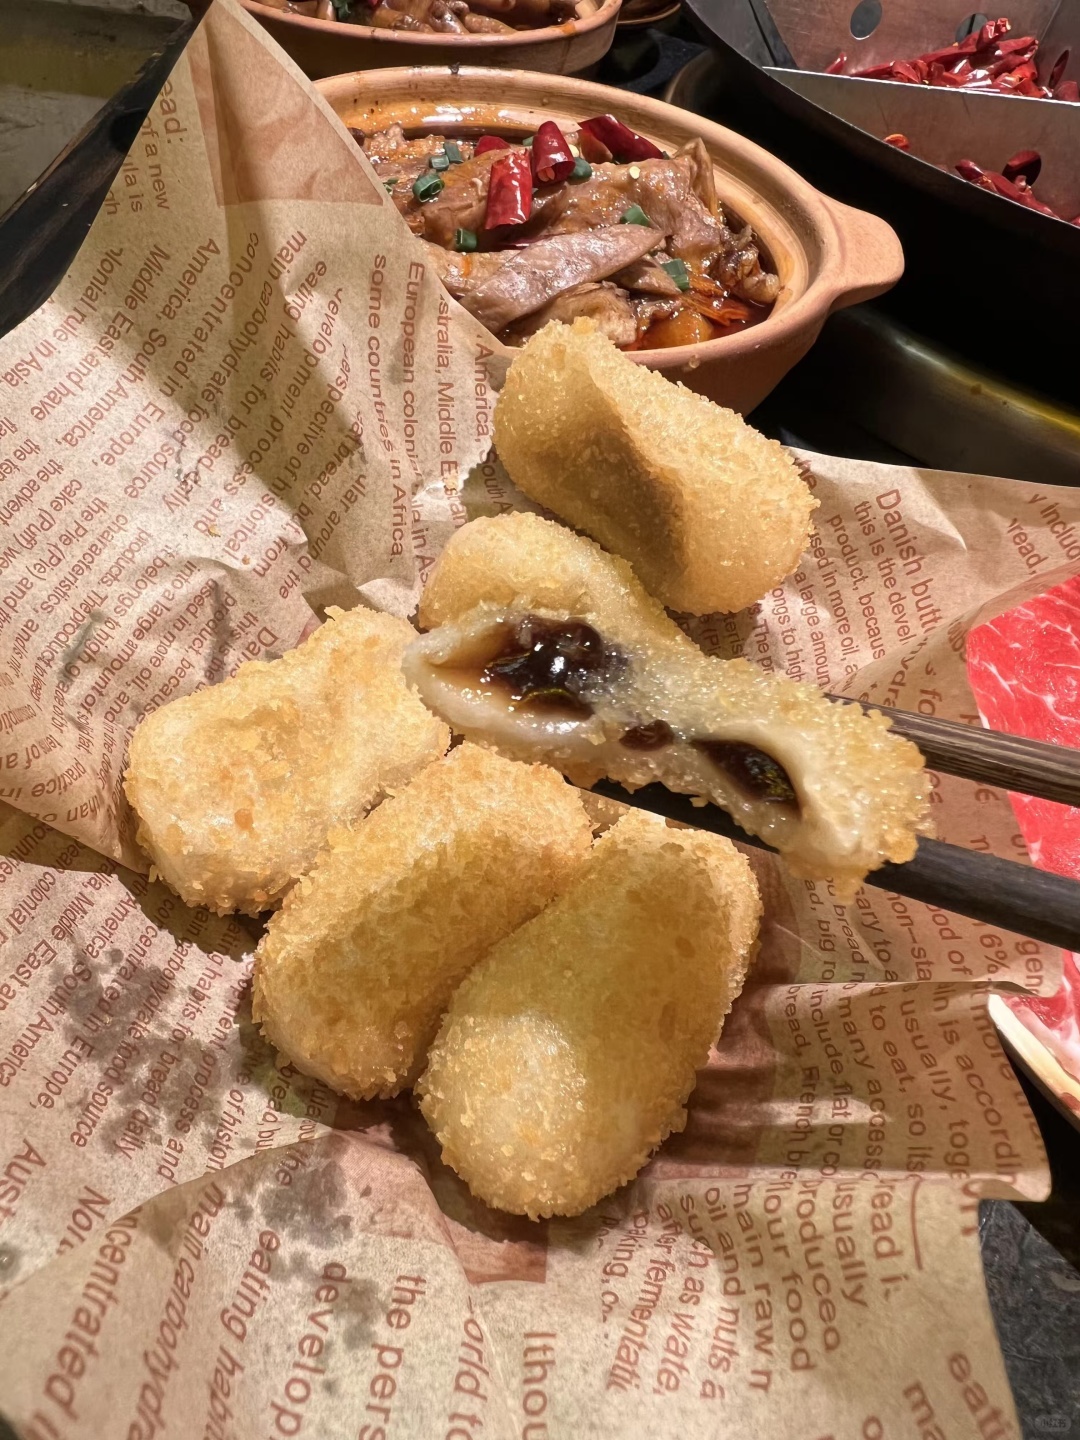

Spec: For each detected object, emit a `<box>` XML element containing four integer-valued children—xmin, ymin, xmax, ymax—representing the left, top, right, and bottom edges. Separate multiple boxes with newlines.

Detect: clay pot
<box><xmin>241</xmin><ymin>0</ymin><xmax>620</xmax><ymax>80</ymax></box>
<box><xmin>318</xmin><ymin>67</ymin><xmax>904</xmax><ymax>413</ymax></box>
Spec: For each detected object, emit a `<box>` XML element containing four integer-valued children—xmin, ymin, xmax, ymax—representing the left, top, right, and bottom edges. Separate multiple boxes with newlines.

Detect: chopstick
<box><xmin>591</xmin><ymin>780</ymin><xmax>1080</xmax><ymax>952</ymax></box>
<box><xmin>832</xmin><ymin>697</ymin><xmax>1080</xmax><ymax>808</ymax></box>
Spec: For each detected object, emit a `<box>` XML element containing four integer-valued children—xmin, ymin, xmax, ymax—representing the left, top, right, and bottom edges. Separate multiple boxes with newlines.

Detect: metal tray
<box><xmin>669</xmin><ymin>6</ymin><xmax>1080</xmax><ymax>406</ymax></box>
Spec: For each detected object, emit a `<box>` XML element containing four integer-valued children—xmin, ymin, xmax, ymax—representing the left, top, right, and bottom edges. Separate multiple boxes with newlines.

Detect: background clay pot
<box><xmin>242</xmin><ymin>0</ymin><xmax>620</xmax><ymax>79</ymax></box>
<box><xmin>318</xmin><ymin>67</ymin><xmax>904</xmax><ymax>413</ymax></box>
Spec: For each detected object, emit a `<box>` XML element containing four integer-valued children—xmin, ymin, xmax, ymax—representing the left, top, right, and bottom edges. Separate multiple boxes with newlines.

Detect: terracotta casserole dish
<box><xmin>318</xmin><ymin>67</ymin><xmax>904</xmax><ymax>412</ymax></box>
<box><xmin>241</xmin><ymin>0</ymin><xmax>621</xmax><ymax>79</ymax></box>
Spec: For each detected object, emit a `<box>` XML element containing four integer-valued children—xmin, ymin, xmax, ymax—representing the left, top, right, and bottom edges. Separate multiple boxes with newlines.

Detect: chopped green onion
<box><xmin>444</xmin><ymin>140</ymin><xmax>464</xmax><ymax>164</ymax></box>
<box><xmin>454</xmin><ymin>228</ymin><xmax>479</xmax><ymax>252</ymax></box>
<box><xmin>383</xmin><ymin>178</ymin><xmax>397</xmax><ymax>194</ymax></box>
<box><xmin>431</xmin><ymin>153</ymin><xmax>450</xmax><ymax>172</ymax></box>
<box><xmin>620</xmin><ymin>203</ymin><xmax>652</xmax><ymax>226</ymax></box>
<box><xmin>570</xmin><ymin>155</ymin><xmax>592</xmax><ymax>181</ymax></box>
<box><xmin>522</xmin><ymin>135</ymin><xmax>534</xmax><ymax>147</ymax></box>
<box><xmin>413</xmin><ymin>173</ymin><xmax>445</xmax><ymax>203</ymax></box>
<box><xmin>660</xmin><ymin>258</ymin><xmax>690</xmax><ymax>291</ymax></box>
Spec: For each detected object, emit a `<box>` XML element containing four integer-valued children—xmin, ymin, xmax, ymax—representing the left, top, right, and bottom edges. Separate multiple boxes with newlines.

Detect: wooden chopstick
<box><xmin>591</xmin><ymin>780</ymin><xmax>1080</xmax><ymax>952</ymax></box>
<box><xmin>831</xmin><ymin>697</ymin><xmax>1080</xmax><ymax>808</ymax></box>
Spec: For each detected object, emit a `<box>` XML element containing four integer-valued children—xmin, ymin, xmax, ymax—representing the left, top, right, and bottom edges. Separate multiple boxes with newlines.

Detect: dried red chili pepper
<box><xmin>846</xmin><ymin>17</ymin><xmax>1074</xmax><ymax>102</ymax></box>
<box><xmin>994</xmin><ymin>33</ymin><xmax>1038</xmax><ymax>55</ymax></box>
<box><xmin>917</xmin><ymin>38</ymin><xmax>978</xmax><ymax>65</ymax></box>
<box><xmin>575</xmin><ymin>128</ymin><xmax>612</xmax><ymax>164</ymax></box>
<box><xmin>985</xmin><ymin>170</ymin><xmax>1058</xmax><ymax>215</ymax></box>
<box><xmin>484</xmin><ymin>151</ymin><xmax>533</xmax><ymax>229</ymax></box>
<box><xmin>884</xmin><ymin>133</ymin><xmax>911</xmax><ymax>149</ymax></box>
<box><xmin>987</xmin><ymin>45</ymin><xmax>1036</xmax><ymax>77</ymax></box>
<box><xmin>952</xmin><ymin>156</ymin><xmax>1063</xmax><ymax>219</ymax></box>
<box><xmin>825</xmin><ymin>52</ymin><xmax>847</xmax><ymax>73</ymax></box>
<box><xmin>530</xmin><ymin>121</ymin><xmax>575</xmax><ymax>185</ymax></box>
<box><xmin>955</xmin><ymin>158</ymin><xmax>986</xmax><ymax>182</ymax></box>
<box><xmin>474</xmin><ymin>135</ymin><xmax>511</xmax><ymax>155</ymax></box>
<box><xmin>976</xmin><ymin>17</ymin><xmax>1010</xmax><ymax>49</ymax></box>
<box><xmin>928</xmin><ymin>62</ymin><xmax>969</xmax><ymax>87</ymax></box>
<box><xmin>1003</xmin><ymin>149</ymin><xmax>1042</xmax><ymax>184</ymax></box>
<box><xmin>1048</xmin><ymin>49</ymin><xmax>1070</xmax><ymax>89</ymax></box>
<box><xmin>577</xmin><ymin>114</ymin><xmax>663</xmax><ymax>163</ymax></box>
<box><xmin>891</xmin><ymin>60</ymin><xmax>924</xmax><ymax>83</ymax></box>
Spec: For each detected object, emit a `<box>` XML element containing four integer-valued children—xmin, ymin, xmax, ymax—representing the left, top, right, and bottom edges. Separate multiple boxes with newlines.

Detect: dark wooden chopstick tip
<box><xmin>591</xmin><ymin>781</ymin><xmax>1080</xmax><ymax>953</ymax></box>
<box><xmin>830</xmin><ymin>694</ymin><xmax>1080</xmax><ymax>810</ymax></box>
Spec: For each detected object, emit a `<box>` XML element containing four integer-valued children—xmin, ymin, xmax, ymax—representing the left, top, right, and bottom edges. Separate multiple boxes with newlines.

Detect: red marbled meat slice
<box><xmin>966</xmin><ymin>574</ymin><xmax>1080</xmax><ymax>1089</ymax></box>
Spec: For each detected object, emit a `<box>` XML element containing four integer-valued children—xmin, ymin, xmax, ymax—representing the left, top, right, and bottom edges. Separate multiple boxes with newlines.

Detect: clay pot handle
<box><xmin>819</xmin><ymin>195</ymin><xmax>904</xmax><ymax>311</ymax></box>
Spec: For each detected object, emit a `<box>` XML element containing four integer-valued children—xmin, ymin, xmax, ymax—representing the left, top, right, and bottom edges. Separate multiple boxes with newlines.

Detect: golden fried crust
<box><xmin>408</xmin><ymin>515</ymin><xmax>929</xmax><ymax>897</ymax></box>
<box><xmin>418</xmin><ymin>809</ymin><xmax>761</xmax><ymax>1218</ymax></box>
<box><xmin>252</xmin><ymin>744</ymin><xmax>593</xmax><ymax>1100</ymax></box>
<box><xmin>418</xmin><ymin>511</ymin><xmax>694</xmax><ymax>653</ymax></box>
<box><xmin>491</xmin><ymin>319</ymin><xmax>817</xmax><ymax>615</ymax></box>
<box><xmin>124</xmin><ymin>606</ymin><xmax>449</xmax><ymax>916</ymax></box>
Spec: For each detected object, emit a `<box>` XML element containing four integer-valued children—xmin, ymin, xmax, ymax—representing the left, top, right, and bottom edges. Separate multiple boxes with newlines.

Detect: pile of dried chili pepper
<box><xmin>472</xmin><ymin>117</ymin><xmax>664</xmax><ymax>231</ymax></box>
<box><xmin>828</xmin><ymin>17</ymin><xmax>1077</xmax><ymax>100</ymax></box>
<box><xmin>881</xmin><ymin>136</ymin><xmax>1080</xmax><ymax>225</ymax></box>
<box><xmin>954</xmin><ymin>150</ymin><xmax>1079</xmax><ymax>223</ymax></box>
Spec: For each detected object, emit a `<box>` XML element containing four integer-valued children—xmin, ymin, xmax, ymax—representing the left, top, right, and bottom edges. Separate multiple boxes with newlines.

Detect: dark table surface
<box><xmin>0</xmin><ymin>15</ymin><xmax>1076</xmax><ymax>1439</ymax></box>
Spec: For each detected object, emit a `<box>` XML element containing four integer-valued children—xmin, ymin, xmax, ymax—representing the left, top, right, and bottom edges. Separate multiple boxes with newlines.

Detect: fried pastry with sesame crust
<box><xmin>253</xmin><ymin>744</ymin><xmax>593</xmax><ymax>1099</ymax></box>
<box><xmin>492</xmin><ymin>319</ymin><xmax>817</xmax><ymax>615</ymax></box>
<box><xmin>124</xmin><ymin>605</ymin><xmax>448</xmax><ymax>916</ymax></box>
<box><xmin>406</xmin><ymin>513</ymin><xmax>929</xmax><ymax>899</ymax></box>
<box><xmin>419</xmin><ymin>809</ymin><xmax>761</xmax><ymax>1218</ymax></box>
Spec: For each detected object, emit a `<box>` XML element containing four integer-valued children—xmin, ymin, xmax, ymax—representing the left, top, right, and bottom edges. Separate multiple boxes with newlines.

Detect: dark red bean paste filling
<box><xmin>620</xmin><ymin>720</ymin><xmax>675</xmax><ymax>750</ymax></box>
<box><xmin>693</xmin><ymin>739</ymin><xmax>798</xmax><ymax>806</ymax></box>
<box><xmin>479</xmin><ymin>617</ymin><xmax>797</xmax><ymax>807</ymax></box>
<box><xmin>481</xmin><ymin>616</ymin><xmax>622</xmax><ymax>716</ymax></box>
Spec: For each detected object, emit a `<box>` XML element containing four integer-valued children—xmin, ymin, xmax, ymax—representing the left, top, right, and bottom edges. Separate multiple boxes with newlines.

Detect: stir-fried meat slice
<box><xmin>534</xmin><ymin>154</ymin><xmax>778</xmax><ymax>303</ymax></box>
<box><xmin>459</xmin><ymin>226</ymin><xmax>664</xmax><ymax>333</ymax></box>
<box><xmin>613</xmin><ymin>257</ymin><xmax>682</xmax><ymax>296</ymax></box>
<box><xmin>376</xmin><ymin>156</ymin><xmax>435</xmax><ymax>192</ymax></box>
<box><xmin>364</xmin><ymin>132</ymin><xmax>478</xmax><ymax>209</ymax></box>
<box><xmin>368</xmin><ymin>6</ymin><xmax>426</xmax><ymax>26</ymax></box>
<box><xmin>399</xmin><ymin>150</ymin><xmax>568</xmax><ymax>247</ymax></box>
<box><xmin>322</xmin><ymin>0</ymin><xmax>576</xmax><ymax>28</ymax></box>
<box><xmin>506</xmin><ymin>282</ymin><xmax>637</xmax><ymax>346</ymax></box>
<box><xmin>537</xmin><ymin>158</ymin><xmax>728</xmax><ymax>267</ymax></box>
<box><xmin>421</xmin><ymin>242</ymin><xmax>511</xmax><ymax>298</ymax></box>
<box><xmin>359</xmin><ymin>124</ymin><xmax>778</xmax><ymax>345</ymax></box>
<box><xmin>387</xmin><ymin>0</ymin><xmax>438</xmax><ymax>19</ymax></box>
<box><xmin>396</xmin><ymin>149</ymin><xmax>506</xmax><ymax>244</ymax></box>
<box><xmin>714</xmin><ymin>226</ymin><xmax>781</xmax><ymax>306</ymax></box>
<box><xmin>631</xmin><ymin>296</ymin><xmax>681</xmax><ymax>328</ymax></box>
<box><xmin>674</xmin><ymin>138</ymin><xmax>719</xmax><ymax>217</ymax></box>
<box><xmin>363</xmin><ymin>124</ymin><xmax>446</xmax><ymax>164</ymax></box>
<box><xmin>430</xmin><ymin>1</ymin><xmax>469</xmax><ymax>27</ymax></box>
<box><xmin>469</xmin><ymin>0</ymin><xmax>577</xmax><ymax>18</ymax></box>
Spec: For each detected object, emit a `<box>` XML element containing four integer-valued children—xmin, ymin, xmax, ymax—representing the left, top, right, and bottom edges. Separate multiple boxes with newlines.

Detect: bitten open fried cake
<box><xmin>124</xmin><ymin>605</ymin><xmax>449</xmax><ymax>915</ymax></box>
<box><xmin>253</xmin><ymin>744</ymin><xmax>593</xmax><ymax>1100</ymax></box>
<box><xmin>418</xmin><ymin>809</ymin><xmax>761</xmax><ymax>1218</ymax></box>
<box><xmin>492</xmin><ymin>319</ymin><xmax>817</xmax><ymax>616</ymax></box>
<box><xmin>405</xmin><ymin>513</ymin><xmax>929</xmax><ymax>898</ymax></box>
